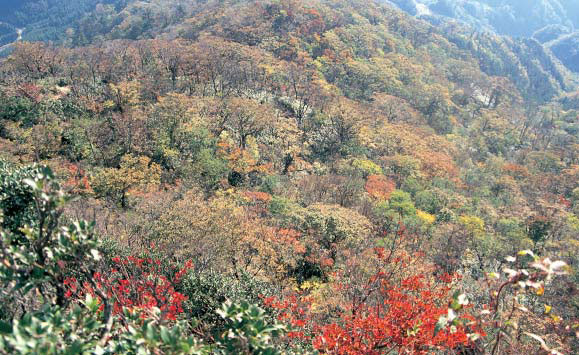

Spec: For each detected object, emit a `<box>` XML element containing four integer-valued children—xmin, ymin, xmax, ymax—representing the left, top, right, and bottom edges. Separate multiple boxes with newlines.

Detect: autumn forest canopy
<box><xmin>0</xmin><ymin>0</ymin><xmax>577</xmax><ymax>354</ymax></box>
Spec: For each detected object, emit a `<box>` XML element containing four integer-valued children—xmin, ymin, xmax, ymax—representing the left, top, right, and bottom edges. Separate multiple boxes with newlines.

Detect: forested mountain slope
<box><xmin>0</xmin><ymin>0</ymin><xmax>121</xmax><ymax>48</ymax></box>
<box><xmin>388</xmin><ymin>0</ymin><xmax>579</xmax><ymax>37</ymax></box>
<box><xmin>547</xmin><ymin>30</ymin><xmax>579</xmax><ymax>73</ymax></box>
<box><xmin>0</xmin><ymin>0</ymin><xmax>577</xmax><ymax>354</ymax></box>
<box><xmin>64</xmin><ymin>0</ymin><xmax>576</xmax><ymax>101</ymax></box>
<box><xmin>388</xmin><ymin>0</ymin><xmax>579</xmax><ymax>74</ymax></box>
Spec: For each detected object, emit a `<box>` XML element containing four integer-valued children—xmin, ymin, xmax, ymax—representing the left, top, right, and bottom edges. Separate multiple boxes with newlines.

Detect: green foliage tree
<box><xmin>0</xmin><ymin>161</ymin><xmax>40</xmax><ymax>235</ymax></box>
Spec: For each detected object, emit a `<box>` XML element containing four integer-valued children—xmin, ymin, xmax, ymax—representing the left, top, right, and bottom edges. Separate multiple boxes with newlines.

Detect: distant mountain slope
<box><xmin>547</xmin><ymin>31</ymin><xmax>579</xmax><ymax>73</ymax></box>
<box><xmin>0</xmin><ymin>0</ymin><xmax>122</xmax><ymax>44</ymax></box>
<box><xmin>0</xmin><ymin>23</ymin><xmax>18</xmax><ymax>47</ymax></box>
<box><xmin>438</xmin><ymin>22</ymin><xmax>575</xmax><ymax>101</ymax></box>
<box><xmin>387</xmin><ymin>0</ymin><xmax>579</xmax><ymax>73</ymax></box>
<box><xmin>389</xmin><ymin>0</ymin><xmax>578</xmax><ymax>36</ymax></box>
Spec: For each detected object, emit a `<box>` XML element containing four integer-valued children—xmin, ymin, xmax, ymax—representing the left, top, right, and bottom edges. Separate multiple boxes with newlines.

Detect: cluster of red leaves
<box><xmin>64</xmin><ymin>256</ymin><xmax>192</xmax><ymax>321</ymax></box>
<box><xmin>63</xmin><ymin>164</ymin><xmax>92</xmax><ymax>195</ymax></box>
<box><xmin>264</xmin><ymin>250</ymin><xmax>477</xmax><ymax>355</ymax></box>
<box><xmin>275</xmin><ymin>228</ymin><xmax>307</xmax><ymax>255</ymax></box>
<box><xmin>558</xmin><ymin>195</ymin><xmax>572</xmax><ymax>208</ymax></box>
<box><xmin>17</xmin><ymin>83</ymin><xmax>42</xmax><ymax>102</ymax></box>
<box><xmin>263</xmin><ymin>294</ymin><xmax>312</xmax><ymax>339</ymax></box>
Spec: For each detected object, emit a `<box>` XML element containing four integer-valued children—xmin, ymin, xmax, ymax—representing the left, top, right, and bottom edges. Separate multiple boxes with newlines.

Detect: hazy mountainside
<box><xmin>388</xmin><ymin>0</ymin><xmax>578</xmax><ymax>36</ymax></box>
<box><xmin>547</xmin><ymin>31</ymin><xmax>579</xmax><ymax>73</ymax></box>
<box><xmin>0</xmin><ymin>23</ymin><xmax>18</xmax><ymax>48</ymax></box>
<box><xmin>387</xmin><ymin>0</ymin><xmax>579</xmax><ymax>74</ymax></box>
<box><xmin>0</xmin><ymin>0</ymin><xmax>121</xmax><ymax>48</ymax></box>
<box><xmin>0</xmin><ymin>0</ymin><xmax>577</xmax><ymax>353</ymax></box>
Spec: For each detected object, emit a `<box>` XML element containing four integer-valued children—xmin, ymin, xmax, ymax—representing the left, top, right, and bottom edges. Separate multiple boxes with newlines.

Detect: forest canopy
<box><xmin>0</xmin><ymin>0</ymin><xmax>577</xmax><ymax>354</ymax></box>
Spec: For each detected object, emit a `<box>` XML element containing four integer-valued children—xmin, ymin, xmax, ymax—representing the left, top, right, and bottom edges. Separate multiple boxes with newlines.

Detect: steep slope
<box><xmin>0</xmin><ymin>1</ymin><xmax>577</xmax><ymax>352</ymax></box>
<box><xmin>67</xmin><ymin>0</ymin><xmax>575</xmax><ymax>103</ymax></box>
<box><xmin>388</xmin><ymin>0</ymin><xmax>579</xmax><ymax>74</ymax></box>
<box><xmin>0</xmin><ymin>23</ymin><xmax>18</xmax><ymax>48</ymax></box>
<box><xmin>0</xmin><ymin>0</ymin><xmax>121</xmax><ymax>47</ymax></box>
<box><xmin>389</xmin><ymin>0</ymin><xmax>578</xmax><ymax>36</ymax></box>
<box><xmin>547</xmin><ymin>31</ymin><xmax>579</xmax><ymax>73</ymax></box>
<box><xmin>1</xmin><ymin>0</ymin><xmax>574</xmax><ymax>97</ymax></box>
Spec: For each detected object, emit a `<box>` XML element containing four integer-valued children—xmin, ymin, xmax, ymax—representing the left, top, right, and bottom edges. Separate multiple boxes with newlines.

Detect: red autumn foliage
<box><xmin>275</xmin><ymin>228</ymin><xmax>307</xmax><ymax>254</ymax></box>
<box><xmin>365</xmin><ymin>175</ymin><xmax>396</xmax><ymax>200</ymax></box>
<box><xmin>64</xmin><ymin>256</ymin><xmax>192</xmax><ymax>321</ymax></box>
<box><xmin>63</xmin><ymin>164</ymin><xmax>93</xmax><ymax>195</ymax></box>
<box><xmin>264</xmin><ymin>247</ymin><xmax>477</xmax><ymax>355</ymax></box>
<box><xmin>558</xmin><ymin>195</ymin><xmax>572</xmax><ymax>208</ymax></box>
<box><xmin>17</xmin><ymin>83</ymin><xmax>42</xmax><ymax>102</ymax></box>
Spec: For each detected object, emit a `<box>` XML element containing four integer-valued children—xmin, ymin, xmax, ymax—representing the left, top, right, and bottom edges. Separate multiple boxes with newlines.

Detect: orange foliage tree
<box><xmin>365</xmin><ymin>174</ymin><xmax>396</xmax><ymax>200</ymax></box>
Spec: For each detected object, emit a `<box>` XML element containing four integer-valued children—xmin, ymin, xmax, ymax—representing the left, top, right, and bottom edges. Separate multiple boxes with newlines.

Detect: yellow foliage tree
<box><xmin>458</xmin><ymin>215</ymin><xmax>485</xmax><ymax>237</ymax></box>
<box><xmin>151</xmin><ymin>190</ymin><xmax>301</xmax><ymax>282</ymax></box>
<box><xmin>91</xmin><ymin>154</ymin><xmax>161</xmax><ymax>207</ymax></box>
